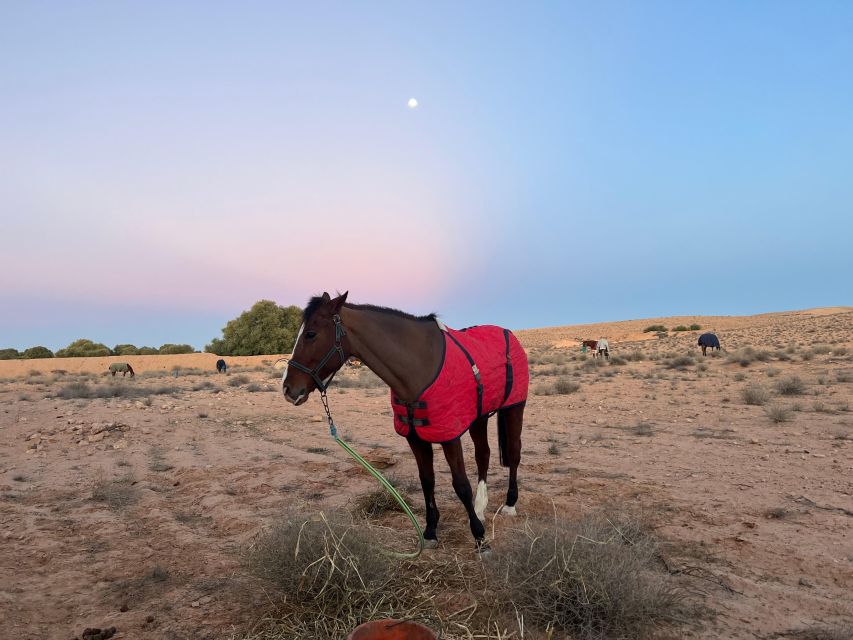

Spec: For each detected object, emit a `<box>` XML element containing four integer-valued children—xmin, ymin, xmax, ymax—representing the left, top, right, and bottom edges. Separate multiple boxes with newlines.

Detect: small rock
<box><xmin>88</xmin><ymin>433</ymin><xmax>105</xmax><ymax>443</ymax></box>
<box><xmin>120</xmin><ymin>602</ymin><xmax>129</xmax><ymax>612</ymax></box>
<box><xmin>112</xmin><ymin>439</ymin><xmax>128</xmax><ymax>450</ymax></box>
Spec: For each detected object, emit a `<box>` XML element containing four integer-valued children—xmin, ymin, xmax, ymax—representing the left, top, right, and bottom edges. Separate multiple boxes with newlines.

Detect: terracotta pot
<box><xmin>347</xmin><ymin>618</ymin><xmax>436</xmax><ymax>640</ymax></box>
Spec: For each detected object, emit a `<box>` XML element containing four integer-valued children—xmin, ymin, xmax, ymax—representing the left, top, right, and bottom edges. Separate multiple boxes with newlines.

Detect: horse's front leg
<box><xmin>441</xmin><ymin>439</ymin><xmax>487</xmax><ymax>550</ymax></box>
<box><xmin>407</xmin><ymin>435</ymin><xmax>439</xmax><ymax>548</ymax></box>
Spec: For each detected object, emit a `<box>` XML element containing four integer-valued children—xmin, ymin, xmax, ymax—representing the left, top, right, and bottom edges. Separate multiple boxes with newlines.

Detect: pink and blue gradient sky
<box><xmin>1</xmin><ymin>2</ymin><xmax>851</xmax><ymax>350</ymax></box>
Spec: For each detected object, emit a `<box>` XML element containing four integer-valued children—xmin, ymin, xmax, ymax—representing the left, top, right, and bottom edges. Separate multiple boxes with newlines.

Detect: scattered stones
<box><xmin>78</xmin><ymin>626</ymin><xmax>117</xmax><ymax>640</ymax></box>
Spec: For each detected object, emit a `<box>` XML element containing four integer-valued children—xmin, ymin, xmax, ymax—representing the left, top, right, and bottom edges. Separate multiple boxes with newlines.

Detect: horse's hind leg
<box><xmin>407</xmin><ymin>434</ymin><xmax>440</xmax><ymax>548</ymax></box>
<box><xmin>441</xmin><ymin>439</ymin><xmax>487</xmax><ymax>549</ymax></box>
<box><xmin>498</xmin><ymin>402</ymin><xmax>525</xmax><ymax>516</ymax></box>
<box><xmin>468</xmin><ymin>416</ymin><xmax>490</xmax><ymax>522</ymax></box>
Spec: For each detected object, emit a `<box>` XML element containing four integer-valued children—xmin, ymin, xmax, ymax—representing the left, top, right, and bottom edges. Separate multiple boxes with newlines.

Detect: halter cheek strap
<box><xmin>286</xmin><ymin>314</ymin><xmax>348</xmax><ymax>393</ymax></box>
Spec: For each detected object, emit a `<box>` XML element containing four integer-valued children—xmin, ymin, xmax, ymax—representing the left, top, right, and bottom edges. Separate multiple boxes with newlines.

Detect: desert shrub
<box><xmin>643</xmin><ymin>325</ymin><xmax>667</xmax><ymax>333</ymax></box>
<box><xmin>354</xmin><ymin>477</ymin><xmax>411</xmax><ymax>519</ymax></box>
<box><xmin>536</xmin><ymin>378</ymin><xmax>581</xmax><ymax>395</ymax></box>
<box><xmin>490</xmin><ymin>510</ymin><xmax>684</xmax><ymax>639</ymax></box>
<box><xmin>664</xmin><ymin>355</ymin><xmax>694</xmax><ymax>370</ymax></box>
<box><xmin>672</xmin><ymin>325</ymin><xmax>689</xmax><ymax>332</ymax></box>
<box><xmin>56</xmin><ymin>338</ymin><xmax>111</xmax><ymax>358</ymax></box>
<box><xmin>158</xmin><ymin>343</ymin><xmax>195</xmax><ymax>354</ymax></box>
<box><xmin>246</xmin><ymin>383</ymin><xmax>264</xmax><ymax>392</ymax></box>
<box><xmin>228</xmin><ymin>374</ymin><xmax>251</xmax><ymax>387</ymax></box>
<box><xmin>92</xmin><ymin>472</ymin><xmax>138</xmax><ymax>509</ymax></box>
<box><xmin>810</xmin><ymin>344</ymin><xmax>832</xmax><ymax>355</ymax></box>
<box><xmin>56</xmin><ymin>382</ymin><xmax>177</xmax><ymax>400</ymax></box>
<box><xmin>776</xmin><ymin>376</ymin><xmax>806</xmax><ymax>396</ymax></box>
<box><xmin>623</xmin><ymin>351</ymin><xmax>644</xmax><ymax>361</ymax></box>
<box><xmin>22</xmin><ymin>346</ymin><xmax>54</xmax><ymax>359</ymax></box>
<box><xmin>688</xmin><ymin>324</ymin><xmax>701</xmax><ymax>330</ymax></box>
<box><xmin>206</xmin><ymin>300</ymin><xmax>302</xmax><ymax>356</ymax></box>
<box><xmin>0</xmin><ymin>348</ymin><xmax>20</xmax><ymax>360</ymax></box>
<box><xmin>192</xmin><ymin>380</ymin><xmax>215</xmax><ymax>391</ymax></box>
<box><xmin>837</xmin><ymin>370</ymin><xmax>852</xmax><ymax>383</ymax></box>
<box><xmin>742</xmin><ymin>384</ymin><xmax>770</xmax><ymax>406</ymax></box>
<box><xmin>766</xmin><ymin>405</ymin><xmax>793</xmax><ymax>423</ymax></box>
<box><xmin>333</xmin><ymin>369</ymin><xmax>386</xmax><ymax>389</ymax></box>
<box><xmin>58</xmin><ymin>382</ymin><xmax>92</xmax><ymax>399</ymax></box>
<box><xmin>112</xmin><ymin>344</ymin><xmax>140</xmax><ymax>356</ymax></box>
<box><xmin>609</xmin><ymin>356</ymin><xmax>627</xmax><ymax>366</ymax></box>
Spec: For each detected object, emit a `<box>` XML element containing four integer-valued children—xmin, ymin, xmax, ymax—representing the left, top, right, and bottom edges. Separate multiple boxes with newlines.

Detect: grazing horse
<box><xmin>216</xmin><ymin>359</ymin><xmax>227</xmax><ymax>373</ymax></box>
<box><xmin>698</xmin><ymin>332</ymin><xmax>721</xmax><ymax>356</ymax></box>
<box><xmin>581</xmin><ymin>339</ymin><xmax>598</xmax><ymax>354</ymax></box>
<box><xmin>281</xmin><ymin>292</ymin><xmax>529</xmax><ymax>552</ymax></box>
<box><xmin>596</xmin><ymin>338</ymin><xmax>610</xmax><ymax>359</ymax></box>
<box><xmin>109</xmin><ymin>362</ymin><xmax>135</xmax><ymax>377</ymax></box>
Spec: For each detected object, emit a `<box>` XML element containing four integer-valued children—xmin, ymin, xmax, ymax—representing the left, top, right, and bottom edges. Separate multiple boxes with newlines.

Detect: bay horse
<box><xmin>109</xmin><ymin>362</ymin><xmax>135</xmax><ymax>377</ymax></box>
<box><xmin>281</xmin><ymin>292</ymin><xmax>529</xmax><ymax>552</ymax></box>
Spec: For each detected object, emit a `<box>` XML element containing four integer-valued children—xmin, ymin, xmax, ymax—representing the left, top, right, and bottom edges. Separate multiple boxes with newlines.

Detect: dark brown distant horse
<box><xmin>582</xmin><ymin>339</ymin><xmax>598</xmax><ymax>353</ymax></box>
<box><xmin>281</xmin><ymin>292</ymin><xmax>529</xmax><ymax>552</ymax></box>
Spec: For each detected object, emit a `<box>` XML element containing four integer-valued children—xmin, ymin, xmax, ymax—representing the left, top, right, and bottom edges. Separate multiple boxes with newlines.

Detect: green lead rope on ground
<box><xmin>319</xmin><ymin>388</ymin><xmax>424</xmax><ymax>560</ymax></box>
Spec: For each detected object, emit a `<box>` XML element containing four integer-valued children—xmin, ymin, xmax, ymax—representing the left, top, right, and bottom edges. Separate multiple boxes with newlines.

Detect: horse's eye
<box><xmin>305</xmin><ymin>331</ymin><xmax>317</xmax><ymax>340</ymax></box>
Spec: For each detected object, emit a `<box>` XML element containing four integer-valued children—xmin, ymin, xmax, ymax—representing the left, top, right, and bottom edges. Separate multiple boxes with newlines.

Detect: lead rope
<box><xmin>319</xmin><ymin>389</ymin><xmax>424</xmax><ymax>560</ymax></box>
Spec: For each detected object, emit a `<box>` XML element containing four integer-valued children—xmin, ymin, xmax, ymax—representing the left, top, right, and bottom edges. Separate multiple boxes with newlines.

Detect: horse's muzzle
<box><xmin>282</xmin><ymin>384</ymin><xmax>308</xmax><ymax>406</ymax></box>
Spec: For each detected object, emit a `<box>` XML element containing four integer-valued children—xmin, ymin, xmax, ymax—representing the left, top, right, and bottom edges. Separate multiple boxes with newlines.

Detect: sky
<box><xmin>1</xmin><ymin>1</ymin><xmax>851</xmax><ymax>351</ymax></box>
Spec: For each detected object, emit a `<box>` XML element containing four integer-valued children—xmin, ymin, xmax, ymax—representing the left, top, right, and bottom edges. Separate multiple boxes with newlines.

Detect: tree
<box><xmin>206</xmin><ymin>300</ymin><xmax>302</xmax><ymax>356</ymax></box>
<box><xmin>56</xmin><ymin>339</ymin><xmax>112</xmax><ymax>358</ymax></box>
<box><xmin>0</xmin><ymin>348</ymin><xmax>20</xmax><ymax>360</ymax></box>
<box><xmin>138</xmin><ymin>346</ymin><xmax>159</xmax><ymax>355</ymax></box>
<box><xmin>22</xmin><ymin>346</ymin><xmax>54</xmax><ymax>359</ymax></box>
<box><xmin>159</xmin><ymin>343</ymin><xmax>195</xmax><ymax>354</ymax></box>
<box><xmin>113</xmin><ymin>344</ymin><xmax>140</xmax><ymax>356</ymax></box>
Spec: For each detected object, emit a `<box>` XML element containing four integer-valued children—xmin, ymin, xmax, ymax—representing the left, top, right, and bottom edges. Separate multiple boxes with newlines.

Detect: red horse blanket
<box><xmin>391</xmin><ymin>324</ymin><xmax>529</xmax><ymax>443</ymax></box>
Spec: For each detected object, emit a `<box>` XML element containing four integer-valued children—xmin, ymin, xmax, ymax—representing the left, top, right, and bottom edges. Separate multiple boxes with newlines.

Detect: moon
<box><xmin>407</xmin><ymin>97</ymin><xmax>418</xmax><ymax>109</ymax></box>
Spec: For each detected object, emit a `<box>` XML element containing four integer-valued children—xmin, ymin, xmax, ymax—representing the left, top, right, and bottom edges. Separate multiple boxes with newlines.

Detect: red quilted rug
<box><xmin>391</xmin><ymin>324</ymin><xmax>529</xmax><ymax>443</ymax></box>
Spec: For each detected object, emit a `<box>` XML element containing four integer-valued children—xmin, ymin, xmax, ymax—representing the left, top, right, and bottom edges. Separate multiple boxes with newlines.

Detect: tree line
<box><xmin>2</xmin><ymin>300</ymin><xmax>304</xmax><ymax>360</ymax></box>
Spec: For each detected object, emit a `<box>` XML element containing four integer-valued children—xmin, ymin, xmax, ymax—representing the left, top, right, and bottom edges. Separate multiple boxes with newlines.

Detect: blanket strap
<box><xmin>446</xmin><ymin>332</ymin><xmax>483</xmax><ymax>419</ymax></box>
<box><xmin>500</xmin><ymin>329</ymin><xmax>514</xmax><ymax>406</ymax></box>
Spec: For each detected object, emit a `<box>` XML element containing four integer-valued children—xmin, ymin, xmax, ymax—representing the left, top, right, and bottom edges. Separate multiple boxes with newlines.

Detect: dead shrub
<box><xmin>536</xmin><ymin>378</ymin><xmax>581</xmax><ymax>395</ymax></box>
<box><xmin>354</xmin><ymin>478</ymin><xmax>410</xmax><ymax>519</ymax></box>
<box><xmin>228</xmin><ymin>374</ymin><xmax>251</xmax><ymax>387</ymax></box>
<box><xmin>742</xmin><ymin>384</ymin><xmax>770</xmax><ymax>406</ymax></box>
<box><xmin>776</xmin><ymin>376</ymin><xmax>806</xmax><ymax>396</ymax></box>
<box><xmin>332</xmin><ymin>369</ymin><xmax>386</xmax><ymax>389</ymax></box>
<box><xmin>92</xmin><ymin>472</ymin><xmax>138</xmax><ymax>509</ymax></box>
<box><xmin>766</xmin><ymin>405</ymin><xmax>793</xmax><ymax>423</ymax></box>
<box><xmin>490</xmin><ymin>509</ymin><xmax>685</xmax><ymax>639</ymax></box>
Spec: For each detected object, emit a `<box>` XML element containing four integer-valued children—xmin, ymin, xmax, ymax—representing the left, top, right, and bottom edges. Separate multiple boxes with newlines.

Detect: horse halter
<box><xmin>285</xmin><ymin>314</ymin><xmax>348</xmax><ymax>393</ymax></box>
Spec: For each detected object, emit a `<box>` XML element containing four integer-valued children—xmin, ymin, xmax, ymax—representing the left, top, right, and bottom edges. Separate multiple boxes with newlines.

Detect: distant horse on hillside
<box><xmin>596</xmin><ymin>338</ymin><xmax>610</xmax><ymax>359</ymax></box>
<box><xmin>281</xmin><ymin>291</ymin><xmax>529</xmax><ymax>552</ymax></box>
<box><xmin>109</xmin><ymin>363</ymin><xmax>135</xmax><ymax>377</ymax></box>
<box><xmin>581</xmin><ymin>339</ymin><xmax>598</xmax><ymax>353</ymax></box>
<box><xmin>698</xmin><ymin>333</ymin><xmax>721</xmax><ymax>356</ymax></box>
<box><xmin>216</xmin><ymin>359</ymin><xmax>227</xmax><ymax>373</ymax></box>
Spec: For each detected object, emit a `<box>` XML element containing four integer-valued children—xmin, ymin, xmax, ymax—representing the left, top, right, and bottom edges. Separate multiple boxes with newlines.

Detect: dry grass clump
<box><xmin>663</xmin><ymin>355</ymin><xmax>695</xmax><ymax>370</ymax></box>
<box><xmin>56</xmin><ymin>382</ymin><xmax>177</xmax><ymax>400</ymax></box>
<box><xmin>490</xmin><ymin>510</ymin><xmax>686</xmax><ymax>639</ymax></box>
<box><xmin>742</xmin><ymin>384</ymin><xmax>770</xmax><ymax>406</ymax></box>
<box><xmin>776</xmin><ymin>375</ymin><xmax>806</xmax><ymax>396</ymax></box>
<box><xmin>333</xmin><ymin>369</ymin><xmax>386</xmax><ymax>389</ymax></box>
<box><xmin>781</xmin><ymin>625</ymin><xmax>853</xmax><ymax>640</ymax></box>
<box><xmin>727</xmin><ymin>346</ymin><xmax>772</xmax><ymax>367</ymax></box>
<box><xmin>239</xmin><ymin>509</ymin><xmax>691</xmax><ymax>640</ymax></box>
<box><xmin>92</xmin><ymin>472</ymin><xmax>138</xmax><ymax>509</ymax></box>
<box><xmin>535</xmin><ymin>378</ymin><xmax>581</xmax><ymax>395</ymax></box>
<box><xmin>837</xmin><ymin>370</ymin><xmax>853</xmax><ymax>383</ymax></box>
<box><xmin>766</xmin><ymin>405</ymin><xmax>793</xmax><ymax>423</ymax></box>
<box><xmin>228</xmin><ymin>374</ymin><xmax>251</xmax><ymax>387</ymax></box>
<box><xmin>353</xmin><ymin>481</ymin><xmax>411</xmax><ymax>519</ymax></box>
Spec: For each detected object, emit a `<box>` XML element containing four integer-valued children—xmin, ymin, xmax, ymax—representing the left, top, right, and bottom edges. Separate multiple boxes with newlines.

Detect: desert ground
<box><xmin>1</xmin><ymin>307</ymin><xmax>851</xmax><ymax>639</ymax></box>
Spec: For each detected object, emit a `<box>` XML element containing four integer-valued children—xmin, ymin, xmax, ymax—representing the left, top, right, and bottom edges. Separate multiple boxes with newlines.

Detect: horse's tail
<box><xmin>497</xmin><ymin>409</ymin><xmax>509</xmax><ymax>468</ymax></box>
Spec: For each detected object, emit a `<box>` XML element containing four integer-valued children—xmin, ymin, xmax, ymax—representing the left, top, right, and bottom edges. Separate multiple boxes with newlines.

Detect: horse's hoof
<box><xmin>423</xmin><ymin>538</ymin><xmax>439</xmax><ymax>550</ymax></box>
<box><xmin>475</xmin><ymin>541</ymin><xmax>493</xmax><ymax>558</ymax></box>
<box><xmin>500</xmin><ymin>505</ymin><xmax>517</xmax><ymax>516</ymax></box>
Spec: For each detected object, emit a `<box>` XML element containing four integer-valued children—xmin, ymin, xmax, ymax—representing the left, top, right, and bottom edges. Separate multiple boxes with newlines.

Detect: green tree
<box><xmin>159</xmin><ymin>343</ymin><xmax>195</xmax><ymax>354</ymax></box>
<box><xmin>138</xmin><ymin>346</ymin><xmax>159</xmax><ymax>355</ymax></box>
<box><xmin>0</xmin><ymin>348</ymin><xmax>20</xmax><ymax>360</ymax></box>
<box><xmin>56</xmin><ymin>339</ymin><xmax>112</xmax><ymax>358</ymax></box>
<box><xmin>22</xmin><ymin>346</ymin><xmax>54</xmax><ymax>359</ymax></box>
<box><xmin>113</xmin><ymin>344</ymin><xmax>140</xmax><ymax>356</ymax></box>
<box><xmin>206</xmin><ymin>300</ymin><xmax>302</xmax><ymax>356</ymax></box>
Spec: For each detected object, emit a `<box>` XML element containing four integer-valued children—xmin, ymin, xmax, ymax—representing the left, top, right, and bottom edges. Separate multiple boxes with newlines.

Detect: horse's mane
<box><xmin>303</xmin><ymin>296</ymin><xmax>437</xmax><ymax>324</ymax></box>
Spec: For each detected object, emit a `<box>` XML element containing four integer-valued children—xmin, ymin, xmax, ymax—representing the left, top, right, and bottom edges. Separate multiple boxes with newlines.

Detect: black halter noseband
<box><xmin>286</xmin><ymin>314</ymin><xmax>347</xmax><ymax>393</ymax></box>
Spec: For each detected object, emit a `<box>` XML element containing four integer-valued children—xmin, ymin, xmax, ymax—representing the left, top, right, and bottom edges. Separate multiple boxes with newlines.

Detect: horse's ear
<box><xmin>331</xmin><ymin>291</ymin><xmax>348</xmax><ymax>313</ymax></box>
<box><xmin>321</xmin><ymin>292</ymin><xmax>331</xmax><ymax>303</ymax></box>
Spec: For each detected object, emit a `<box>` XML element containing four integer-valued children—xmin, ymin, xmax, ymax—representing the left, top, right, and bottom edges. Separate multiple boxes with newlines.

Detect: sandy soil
<box><xmin>1</xmin><ymin>307</ymin><xmax>851</xmax><ymax>639</ymax></box>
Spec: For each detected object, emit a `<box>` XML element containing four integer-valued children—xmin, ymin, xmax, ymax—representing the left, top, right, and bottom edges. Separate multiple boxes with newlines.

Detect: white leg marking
<box><xmin>423</xmin><ymin>538</ymin><xmax>439</xmax><ymax>549</ymax></box>
<box><xmin>500</xmin><ymin>504</ymin><xmax>517</xmax><ymax>516</ymax></box>
<box><xmin>474</xmin><ymin>480</ymin><xmax>488</xmax><ymax>522</ymax></box>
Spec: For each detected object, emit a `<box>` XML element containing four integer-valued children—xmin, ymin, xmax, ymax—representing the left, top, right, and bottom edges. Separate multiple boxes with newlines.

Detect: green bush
<box><xmin>672</xmin><ymin>325</ymin><xmax>689</xmax><ymax>332</ymax></box>
<box><xmin>158</xmin><ymin>343</ymin><xmax>195</xmax><ymax>355</ymax></box>
<box><xmin>689</xmin><ymin>324</ymin><xmax>702</xmax><ymax>331</ymax></box>
<box><xmin>113</xmin><ymin>344</ymin><xmax>140</xmax><ymax>356</ymax></box>
<box><xmin>0</xmin><ymin>348</ymin><xmax>21</xmax><ymax>360</ymax></box>
<box><xmin>138</xmin><ymin>346</ymin><xmax>159</xmax><ymax>355</ymax></box>
<box><xmin>21</xmin><ymin>346</ymin><xmax>54</xmax><ymax>359</ymax></box>
<box><xmin>206</xmin><ymin>299</ymin><xmax>302</xmax><ymax>356</ymax></box>
<box><xmin>643</xmin><ymin>325</ymin><xmax>667</xmax><ymax>333</ymax></box>
<box><xmin>55</xmin><ymin>339</ymin><xmax>111</xmax><ymax>358</ymax></box>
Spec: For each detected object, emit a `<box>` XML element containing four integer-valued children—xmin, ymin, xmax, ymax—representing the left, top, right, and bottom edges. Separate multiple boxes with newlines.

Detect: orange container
<box><xmin>347</xmin><ymin>619</ymin><xmax>436</xmax><ymax>640</ymax></box>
